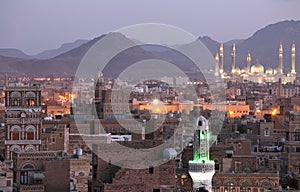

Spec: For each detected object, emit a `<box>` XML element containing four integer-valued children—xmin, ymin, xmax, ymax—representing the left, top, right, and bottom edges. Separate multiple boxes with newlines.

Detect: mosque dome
<box><xmin>234</xmin><ymin>68</ymin><xmax>241</xmax><ymax>75</ymax></box>
<box><xmin>265</xmin><ymin>67</ymin><xmax>273</xmax><ymax>75</ymax></box>
<box><xmin>251</xmin><ymin>63</ymin><xmax>264</xmax><ymax>74</ymax></box>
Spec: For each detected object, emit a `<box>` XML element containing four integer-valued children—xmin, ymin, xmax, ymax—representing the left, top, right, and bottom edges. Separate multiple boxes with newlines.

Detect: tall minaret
<box><xmin>291</xmin><ymin>42</ymin><xmax>296</xmax><ymax>75</ymax></box>
<box><xmin>219</xmin><ymin>44</ymin><xmax>224</xmax><ymax>74</ymax></box>
<box><xmin>247</xmin><ymin>51</ymin><xmax>251</xmax><ymax>73</ymax></box>
<box><xmin>189</xmin><ymin>116</ymin><xmax>215</xmax><ymax>192</ymax></box>
<box><xmin>95</xmin><ymin>71</ymin><xmax>105</xmax><ymax>119</ymax></box>
<box><xmin>279</xmin><ymin>42</ymin><xmax>283</xmax><ymax>74</ymax></box>
<box><xmin>231</xmin><ymin>43</ymin><xmax>236</xmax><ymax>74</ymax></box>
<box><xmin>4</xmin><ymin>73</ymin><xmax>8</xmax><ymax>87</ymax></box>
<box><xmin>215</xmin><ymin>52</ymin><xmax>219</xmax><ymax>77</ymax></box>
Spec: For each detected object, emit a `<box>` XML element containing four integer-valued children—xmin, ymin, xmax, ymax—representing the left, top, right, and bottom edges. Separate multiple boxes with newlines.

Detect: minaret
<box><xmin>231</xmin><ymin>43</ymin><xmax>236</xmax><ymax>74</ymax></box>
<box><xmin>4</xmin><ymin>73</ymin><xmax>8</xmax><ymax>87</ymax></box>
<box><xmin>189</xmin><ymin>116</ymin><xmax>215</xmax><ymax>192</ymax></box>
<box><xmin>247</xmin><ymin>51</ymin><xmax>251</xmax><ymax>73</ymax></box>
<box><xmin>215</xmin><ymin>52</ymin><xmax>219</xmax><ymax>77</ymax></box>
<box><xmin>219</xmin><ymin>44</ymin><xmax>224</xmax><ymax>74</ymax></box>
<box><xmin>279</xmin><ymin>42</ymin><xmax>283</xmax><ymax>74</ymax></box>
<box><xmin>95</xmin><ymin>71</ymin><xmax>105</xmax><ymax>119</ymax></box>
<box><xmin>291</xmin><ymin>42</ymin><xmax>296</xmax><ymax>74</ymax></box>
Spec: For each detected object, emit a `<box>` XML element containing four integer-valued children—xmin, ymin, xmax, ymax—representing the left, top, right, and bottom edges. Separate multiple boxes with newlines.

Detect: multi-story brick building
<box><xmin>3</xmin><ymin>84</ymin><xmax>42</xmax><ymax>161</ymax></box>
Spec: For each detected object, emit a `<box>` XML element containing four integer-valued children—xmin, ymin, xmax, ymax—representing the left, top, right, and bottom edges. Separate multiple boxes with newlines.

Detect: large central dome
<box><xmin>251</xmin><ymin>63</ymin><xmax>264</xmax><ymax>74</ymax></box>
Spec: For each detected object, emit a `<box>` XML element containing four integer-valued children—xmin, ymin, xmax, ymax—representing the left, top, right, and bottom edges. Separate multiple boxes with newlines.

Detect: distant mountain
<box><xmin>200</xmin><ymin>20</ymin><xmax>300</xmax><ymax>72</ymax></box>
<box><xmin>198</xmin><ymin>36</ymin><xmax>220</xmax><ymax>56</ymax></box>
<box><xmin>0</xmin><ymin>48</ymin><xmax>31</xmax><ymax>59</ymax></box>
<box><xmin>0</xmin><ymin>40</ymin><xmax>89</xmax><ymax>60</ymax></box>
<box><xmin>1</xmin><ymin>20</ymin><xmax>300</xmax><ymax>77</ymax></box>
<box><xmin>33</xmin><ymin>39</ymin><xmax>89</xmax><ymax>59</ymax></box>
<box><xmin>0</xmin><ymin>37</ymin><xmax>103</xmax><ymax>77</ymax></box>
<box><xmin>0</xmin><ymin>55</ymin><xmax>32</xmax><ymax>75</ymax></box>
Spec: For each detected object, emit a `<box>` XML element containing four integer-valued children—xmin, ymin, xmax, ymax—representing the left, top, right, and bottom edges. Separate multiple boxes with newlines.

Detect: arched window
<box><xmin>26</xmin><ymin>127</ymin><xmax>35</xmax><ymax>140</ymax></box>
<box><xmin>294</xmin><ymin>129</ymin><xmax>300</xmax><ymax>141</ymax></box>
<box><xmin>10</xmin><ymin>92</ymin><xmax>21</xmax><ymax>106</ymax></box>
<box><xmin>11</xmin><ymin>126</ymin><xmax>21</xmax><ymax>140</ymax></box>
<box><xmin>22</xmin><ymin>163</ymin><xmax>36</xmax><ymax>170</ymax></box>
<box><xmin>10</xmin><ymin>145</ymin><xmax>21</xmax><ymax>153</ymax></box>
<box><xmin>21</xmin><ymin>163</ymin><xmax>36</xmax><ymax>185</ymax></box>
<box><xmin>25</xmin><ymin>92</ymin><xmax>36</xmax><ymax>106</ymax></box>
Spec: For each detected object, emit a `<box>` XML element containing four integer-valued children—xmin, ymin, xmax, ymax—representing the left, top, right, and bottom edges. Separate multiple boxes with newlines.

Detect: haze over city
<box><xmin>1</xmin><ymin>0</ymin><xmax>300</xmax><ymax>54</ymax></box>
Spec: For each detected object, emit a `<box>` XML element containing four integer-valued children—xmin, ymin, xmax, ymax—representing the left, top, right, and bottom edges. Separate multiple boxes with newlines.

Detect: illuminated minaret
<box><xmin>189</xmin><ymin>116</ymin><xmax>215</xmax><ymax>192</ymax></box>
<box><xmin>291</xmin><ymin>42</ymin><xmax>296</xmax><ymax>74</ymax></box>
<box><xmin>231</xmin><ymin>43</ymin><xmax>236</xmax><ymax>73</ymax></box>
<box><xmin>279</xmin><ymin>42</ymin><xmax>283</xmax><ymax>74</ymax></box>
<box><xmin>215</xmin><ymin>52</ymin><xmax>219</xmax><ymax>77</ymax></box>
<box><xmin>219</xmin><ymin>44</ymin><xmax>224</xmax><ymax>74</ymax></box>
<box><xmin>247</xmin><ymin>51</ymin><xmax>251</xmax><ymax>73</ymax></box>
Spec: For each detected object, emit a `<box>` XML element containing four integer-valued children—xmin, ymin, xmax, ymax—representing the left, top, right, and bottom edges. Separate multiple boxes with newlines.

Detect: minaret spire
<box><xmin>279</xmin><ymin>42</ymin><xmax>283</xmax><ymax>74</ymax></box>
<box><xmin>219</xmin><ymin>44</ymin><xmax>224</xmax><ymax>74</ymax></box>
<box><xmin>215</xmin><ymin>52</ymin><xmax>219</xmax><ymax>77</ymax></box>
<box><xmin>231</xmin><ymin>43</ymin><xmax>236</xmax><ymax>74</ymax></box>
<box><xmin>247</xmin><ymin>51</ymin><xmax>251</xmax><ymax>73</ymax></box>
<box><xmin>291</xmin><ymin>41</ymin><xmax>296</xmax><ymax>74</ymax></box>
<box><xmin>189</xmin><ymin>116</ymin><xmax>215</xmax><ymax>192</ymax></box>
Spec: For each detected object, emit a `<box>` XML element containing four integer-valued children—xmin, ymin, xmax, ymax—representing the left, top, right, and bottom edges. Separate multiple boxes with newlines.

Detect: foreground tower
<box><xmin>219</xmin><ymin>44</ymin><xmax>224</xmax><ymax>74</ymax></box>
<box><xmin>231</xmin><ymin>43</ymin><xmax>236</xmax><ymax>73</ymax></box>
<box><xmin>291</xmin><ymin>42</ymin><xmax>296</xmax><ymax>75</ymax></box>
<box><xmin>4</xmin><ymin>84</ymin><xmax>42</xmax><ymax>161</ymax></box>
<box><xmin>189</xmin><ymin>116</ymin><xmax>215</xmax><ymax>192</ymax></box>
<box><xmin>215</xmin><ymin>52</ymin><xmax>219</xmax><ymax>77</ymax></box>
<box><xmin>279</xmin><ymin>42</ymin><xmax>283</xmax><ymax>74</ymax></box>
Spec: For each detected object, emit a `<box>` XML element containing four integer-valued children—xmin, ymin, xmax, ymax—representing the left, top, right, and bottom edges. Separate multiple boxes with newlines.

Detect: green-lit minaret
<box><xmin>189</xmin><ymin>116</ymin><xmax>215</xmax><ymax>191</ymax></box>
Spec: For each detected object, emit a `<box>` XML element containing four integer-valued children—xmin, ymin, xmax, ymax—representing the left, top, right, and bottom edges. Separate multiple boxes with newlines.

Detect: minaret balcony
<box><xmin>189</xmin><ymin>161</ymin><xmax>215</xmax><ymax>173</ymax></box>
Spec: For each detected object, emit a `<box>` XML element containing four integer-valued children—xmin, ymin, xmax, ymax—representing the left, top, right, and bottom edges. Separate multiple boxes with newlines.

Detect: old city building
<box><xmin>3</xmin><ymin>84</ymin><xmax>42</xmax><ymax>162</ymax></box>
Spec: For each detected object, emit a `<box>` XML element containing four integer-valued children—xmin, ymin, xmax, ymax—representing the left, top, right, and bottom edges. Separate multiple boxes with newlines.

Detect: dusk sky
<box><xmin>1</xmin><ymin>0</ymin><xmax>300</xmax><ymax>55</ymax></box>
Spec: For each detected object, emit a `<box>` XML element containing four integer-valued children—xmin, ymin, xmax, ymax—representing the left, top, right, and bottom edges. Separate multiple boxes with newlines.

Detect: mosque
<box><xmin>214</xmin><ymin>42</ymin><xmax>297</xmax><ymax>83</ymax></box>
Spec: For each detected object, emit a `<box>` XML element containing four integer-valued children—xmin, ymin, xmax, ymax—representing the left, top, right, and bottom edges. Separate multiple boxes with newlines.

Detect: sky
<box><xmin>1</xmin><ymin>0</ymin><xmax>300</xmax><ymax>55</ymax></box>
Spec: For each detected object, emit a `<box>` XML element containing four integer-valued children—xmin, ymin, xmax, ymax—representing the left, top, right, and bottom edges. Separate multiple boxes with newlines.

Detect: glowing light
<box><xmin>271</xmin><ymin>109</ymin><xmax>278</xmax><ymax>116</ymax></box>
<box><xmin>152</xmin><ymin>99</ymin><xmax>160</xmax><ymax>105</ymax></box>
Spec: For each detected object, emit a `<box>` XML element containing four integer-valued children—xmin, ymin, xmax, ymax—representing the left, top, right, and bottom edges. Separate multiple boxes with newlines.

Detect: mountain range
<box><xmin>0</xmin><ymin>20</ymin><xmax>300</xmax><ymax>77</ymax></box>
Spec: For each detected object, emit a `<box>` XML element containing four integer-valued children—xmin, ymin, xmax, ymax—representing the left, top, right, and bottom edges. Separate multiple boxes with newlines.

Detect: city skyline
<box><xmin>1</xmin><ymin>0</ymin><xmax>300</xmax><ymax>54</ymax></box>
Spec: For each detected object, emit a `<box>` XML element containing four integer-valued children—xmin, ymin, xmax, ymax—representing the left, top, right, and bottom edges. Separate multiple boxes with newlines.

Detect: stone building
<box><xmin>12</xmin><ymin>151</ymin><xmax>69</xmax><ymax>192</ymax></box>
<box><xmin>89</xmin><ymin>141</ymin><xmax>177</xmax><ymax>192</ymax></box>
<box><xmin>212</xmin><ymin>172</ymin><xmax>280</xmax><ymax>192</ymax></box>
<box><xmin>40</xmin><ymin>120</ymin><xmax>69</xmax><ymax>152</ymax></box>
<box><xmin>3</xmin><ymin>84</ymin><xmax>42</xmax><ymax>162</ymax></box>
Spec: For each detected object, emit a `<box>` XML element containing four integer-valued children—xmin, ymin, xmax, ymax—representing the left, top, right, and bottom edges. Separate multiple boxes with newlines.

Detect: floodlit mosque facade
<box><xmin>215</xmin><ymin>42</ymin><xmax>297</xmax><ymax>84</ymax></box>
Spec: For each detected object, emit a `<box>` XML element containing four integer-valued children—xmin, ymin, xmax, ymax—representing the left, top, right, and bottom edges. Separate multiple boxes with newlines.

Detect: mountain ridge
<box><xmin>1</xmin><ymin>20</ymin><xmax>300</xmax><ymax>77</ymax></box>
